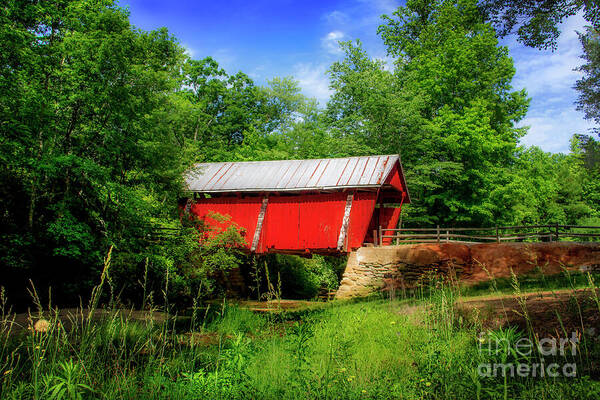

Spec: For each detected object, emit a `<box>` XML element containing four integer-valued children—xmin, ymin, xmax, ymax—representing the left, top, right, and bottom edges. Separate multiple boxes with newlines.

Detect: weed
<box><xmin>1</xmin><ymin>252</ymin><xmax>600</xmax><ymax>399</ymax></box>
<box><xmin>43</xmin><ymin>359</ymin><xmax>93</xmax><ymax>400</ymax></box>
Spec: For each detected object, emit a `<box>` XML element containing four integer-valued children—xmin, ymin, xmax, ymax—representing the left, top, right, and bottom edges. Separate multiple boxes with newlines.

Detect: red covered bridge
<box><xmin>183</xmin><ymin>155</ymin><xmax>410</xmax><ymax>255</ymax></box>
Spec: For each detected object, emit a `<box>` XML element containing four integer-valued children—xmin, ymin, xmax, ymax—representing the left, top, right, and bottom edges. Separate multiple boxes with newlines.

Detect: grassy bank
<box><xmin>2</xmin><ymin>273</ymin><xmax>600</xmax><ymax>399</ymax></box>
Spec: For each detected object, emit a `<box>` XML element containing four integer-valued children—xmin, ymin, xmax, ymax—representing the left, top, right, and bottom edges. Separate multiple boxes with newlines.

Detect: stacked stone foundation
<box><xmin>336</xmin><ymin>242</ymin><xmax>600</xmax><ymax>299</ymax></box>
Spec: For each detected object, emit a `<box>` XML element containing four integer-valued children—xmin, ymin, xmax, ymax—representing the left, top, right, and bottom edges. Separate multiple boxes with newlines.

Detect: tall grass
<box><xmin>1</xmin><ymin>254</ymin><xmax>600</xmax><ymax>399</ymax></box>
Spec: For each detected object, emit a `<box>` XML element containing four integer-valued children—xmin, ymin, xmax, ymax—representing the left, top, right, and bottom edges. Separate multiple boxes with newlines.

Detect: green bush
<box><xmin>255</xmin><ymin>254</ymin><xmax>344</xmax><ymax>299</ymax></box>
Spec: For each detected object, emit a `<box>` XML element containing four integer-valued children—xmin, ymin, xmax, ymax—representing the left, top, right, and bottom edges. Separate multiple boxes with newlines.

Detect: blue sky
<box><xmin>120</xmin><ymin>0</ymin><xmax>594</xmax><ymax>153</ymax></box>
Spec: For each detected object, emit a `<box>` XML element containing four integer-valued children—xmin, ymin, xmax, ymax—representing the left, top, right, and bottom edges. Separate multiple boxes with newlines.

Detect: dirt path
<box><xmin>457</xmin><ymin>288</ymin><xmax>600</xmax><ymax>337</ymax></box>
<box><xmin>217</xmin><ymin>299</ymin><xmax>322</xmax><ymax>313</ymax></box>
<box><xmin>5</xmin><ymin>289</ymin><xmax>599</xmax><ymax>339</ymax></box>
<box><xmin>3</xmin><ymin>308</ymin><xmax>168</xmax><ymax>336</ymax></box>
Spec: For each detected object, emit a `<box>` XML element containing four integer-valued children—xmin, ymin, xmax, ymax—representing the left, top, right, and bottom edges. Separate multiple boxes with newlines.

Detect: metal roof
<box><xmin>185</xmin><ymin>155</ymin><xmax>407</xmax><ymax>194</ymax></box>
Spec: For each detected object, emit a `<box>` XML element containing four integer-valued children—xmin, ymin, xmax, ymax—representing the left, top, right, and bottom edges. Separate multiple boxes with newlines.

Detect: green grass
<box><xmin>459</xmin><ymin>270</ymin><xmax>600</xmax><ymax>299</ymax></box>
<box><xmin>1</xmin><ymin>274</ymin><xmax>600</xmax><ymax>399</ymax></box>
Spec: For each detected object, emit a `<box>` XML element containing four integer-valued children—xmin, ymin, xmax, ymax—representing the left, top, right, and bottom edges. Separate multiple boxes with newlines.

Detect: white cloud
<box><xmin>247</xmin><ymin>65</ymin><xmax>266</xmax><ymax>80</ymax></box>
<box><xmin>518</xmin><ymin>109</ymin><xmax>594</xmax><ymax>153</ymax></box>
<box><xmin>323</xmin><ymin>10</ymin><xmax>349</xmax><ymax>25</ymax></box>
<box><xmin>182</xmin><ymin>45</ymin><xmax>236</xmax><ymax>73</ymax></box>
<box><xmin>321</xmin><ymin>31</ymin><xmax>346</xmax><ymax>55</ymax></box>
<box><xmin>292</xmin><ymin>63</ymin><xmax>332</xmax><ymax>105</ymax></box>
<box><xmin>212</xmin><ymin>48</ymin><xmax>236</xmax><ymax>71</ymax></box>
<box><xmin>323</xmin><ymin>1</ymin><xmax>399</xmax><ymax>30</ymax></box>
<box><xmin>182</xmin><ymin>43</ymin><xmax>197</xmax><ymax>58</ymax></box>
<box><xmin>508</xmin><ymin>13</ymin><xmax>594</xmax><ymax>152</ymax></box>
<box><xmin>373</xmin><ymin>54</ymin><xmax>395</xmax><ymax>71</ymax></box>
<box><xmin>357</xmin><ymin>0</ymin><xmax>398</xmax><ymax>15</ymax></box>
<box><xmin>509</xmin><ymin>15</ymin><xmax>586</xmax><ymax>97</ymax></box>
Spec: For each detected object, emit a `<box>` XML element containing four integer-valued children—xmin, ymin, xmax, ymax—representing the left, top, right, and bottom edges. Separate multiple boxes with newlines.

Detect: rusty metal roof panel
<box><xmin>185</xmin><ymin>155</ymin><xmax>402</xmax><ymax>193</ymax></box>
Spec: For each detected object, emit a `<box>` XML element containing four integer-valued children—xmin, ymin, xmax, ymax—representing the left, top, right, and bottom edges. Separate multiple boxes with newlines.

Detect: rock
<box><xmin>335</xmin><ymin>242</ymin><xmax>600</xmax><ymax>299</ymax></box>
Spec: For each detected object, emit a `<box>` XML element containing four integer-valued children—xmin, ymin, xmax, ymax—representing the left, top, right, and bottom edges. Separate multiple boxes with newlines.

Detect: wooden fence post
<box><xmin>378</xmin><ymin>225</ymin><xmax>382</xmax><ymax>247</ymax></box>
<box><xmin>496</xmin><ymin>225</ymin><xmax>499</xmax><ymax>243</ymax></box>
<box><xmin>373</xmin><ymin>230</ymin><xmax>378</xmax><ymax>246</ymax></box>
<box><xmin>555</xmin><ymin>223</ymin><xmax>559</xmax><ymax>242</ymax></box>
<box><xmin>446</xmin><ymin>230</ymin><xmax>449</xmax><ymax>243</ymax></box>
<box><xmin>436</xmin><ymin>225</ymin><xmax>440</xmax><ymax>244</ymax></box>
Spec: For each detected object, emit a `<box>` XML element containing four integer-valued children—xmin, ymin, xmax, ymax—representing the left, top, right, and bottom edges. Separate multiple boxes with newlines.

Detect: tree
<box><xmin>327</xmin><ymin>0</ymin><xmax>529</xmax><ymax>225</ymax></box>
<box><xmin>229</xmin><ymin>76</ymin><xmax>357</xmax><ymax>161</ymax></box>
<box><xmin>0</xmin><ymin>1</ymin><xmax>347</xmax><ymax>305</ymax></box>
<box><xmin>489</xmin><ymin>145</ymin><xmax>594</xmax><ymax>225</ymax></box>
<box><xmin>571</xmin><ymin>134</ymin><xmax>600</xmax><ymax>213</ymax></box>
<box><xmin>257</xmin><ymin>77</ymin><xmax>335</xmax><ymax>159</ymax></box>
<box><xmin>325</xmin><ymin>42</ymin><xmax>406</xmax><ymax>156</ymax></box>
<box><xmin>0</xmin><ymin>0</ymin><xmax>190</xmax><ymax>302</ymax></box>
<box><xmin>177</xmin><ymin>57</ymin><xmax>277</xmax><ymax>162</ymax></box>
<box><xmin>576</xmin><ymin>27</ymin><xmax>600</xmax><ymax>133</ymax></box>
<box><xmin>479</xmin><ymin>0</ymin><xmax>600</xmax><ymax>50</ymax></box>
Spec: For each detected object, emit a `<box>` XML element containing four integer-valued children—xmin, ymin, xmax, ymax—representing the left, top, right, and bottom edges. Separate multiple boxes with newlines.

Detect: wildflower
<box><xmin>33</xmin><ymin>319</ymin><xmax>49</xmax><ymax>333</ymax></box>
<box><xmin>425</xmin><ymin>382</ymin><xmax>431</xmax><ymax>387</ymax></box>
<box><xmin>339</xmin><ymin>367</ymin><xmax>347</xmax><ymax>373</ymax></box>
<box><xmin>390</xmin><ymin>321</ymin><xmax>396</xmax><ymax>325</ymax></box>
<box><xmin>362</xmin><ymin>389</ymin><xmax>367</xmax><ymax>394</ymax></box>
<box><xmin>347</xmin><ymin>377</ymin><xmax>353</xmax><ymax>382</ymax></box>
<box><xmin>3</xmin><ymin>370</ymin><xmax>12</xmax><ymax>376</ymax></box>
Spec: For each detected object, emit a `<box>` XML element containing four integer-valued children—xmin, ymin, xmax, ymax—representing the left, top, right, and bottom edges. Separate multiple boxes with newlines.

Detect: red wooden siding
<box><xmin>189</xmin><ymin>197</ymin><xmax>263</xmax><ymax>248</ymax></box>
<box><xmin>346</xmin><ymin>192</ymin><xmax>378</xmax><ymax>249</ymax></box>
<box><xmin>260</xmin><ymin>196</ymin><xmax>300</xmax><ymax>251</ymax></box>
<box><xmin>379</xmin><ymin>165</ymin><xmax>408</xmax><ymax>245</ymax></box>
<box><xmin>185</xmin><ymin>158</ymin><xmax>410</xmax><ymax>254</ymax></box>
<box><xmin>260</xmin><ymin>193</ymin><xmax>348</xmax><ymax>252</ymax></box>
<box><xmin>379</xmin><ymin>205</ymin><xmax>403</xmax><ymax>245</ymax></box>
<box><xmin>384</xmin><ymin>163</ymin><xmax>406</xmax><ymax>193</ymax></box>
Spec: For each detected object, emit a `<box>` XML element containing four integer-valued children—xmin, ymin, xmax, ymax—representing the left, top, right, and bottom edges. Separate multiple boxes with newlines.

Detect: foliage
<box><xmin>260</xmin><ymin>254</ymin><xmax>344</xmax><ymax>299</ymax></box>
<box><xmin>0</xmin><ymin>0</ymin><xmax>192</xmax><ymax>303</ymax></box>
<box><xmin>479</xmin><ymin>0</ymin><xmax>600</xmax><ymax>50</ymax></box>
<box><xmin>178</xmin><ymin>213</ymin><xmax>248</xmax><ymax>301</ymax></box>
<box><xmin>328</xmin><ymin>0</ymin><xmax>529</xmax><ymax>226</ymax></box>
<box><xmin>489</xmin><ymin>145</ymin><xmax>595</xmax><ymax>225</ymax></box>
<box><xmin>43</xmin><ymin>359</ymin><xmax>93</xmax><ymax>400</ymax></box>
<box><xmin>576</xmin><ymin>27</ymin><xmax>600</xmax><ymax>134</ymax></box>
<box><xmin>0</xmin><ymin>1</ymin><xmax>324</xmax><ymax>304</ymax></box>
<box><xmin>176</xmin><ymin>57</ymin><xmax>281</xmax><ymax>162</ymax></box>
<box><xmin>2</xmin><ymin>276</ymin><xmax>600</xmax><ymax>399</ymax></box>
<box><xmin>108</xmin><ymin>212</ymin><xmax>248</xmax><ymax>308</ymax></box>
<box><xmin>1</xmin><ymin>0</ymin><xmax>600</xmax><ymax>310</ymax></box>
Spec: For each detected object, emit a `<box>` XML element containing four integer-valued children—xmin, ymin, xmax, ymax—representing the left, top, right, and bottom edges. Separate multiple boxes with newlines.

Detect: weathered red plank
<box><xmin>189</xmin><ymin>197</ymin><xmax>263</xmax><ymax>248</ymax></box>
<box><xmin>184</xmin><ymin>157</ymin><xmax>409</xmax><ymax>254</ymax></box>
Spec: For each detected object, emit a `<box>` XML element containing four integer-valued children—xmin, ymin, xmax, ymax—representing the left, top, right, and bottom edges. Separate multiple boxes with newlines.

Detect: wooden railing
<box><xmin>375</xmin><ymin>224</ymin><xmax>600</xmax><ymax>246</ymax></box>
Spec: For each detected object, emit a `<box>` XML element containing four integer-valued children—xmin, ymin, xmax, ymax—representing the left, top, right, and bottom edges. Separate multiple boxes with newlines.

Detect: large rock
<box><xmin>335</xmin><ymin>242</ymin><xmax>600</xmax><ymax>299</ymax></box>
